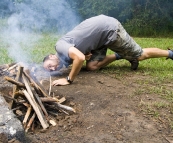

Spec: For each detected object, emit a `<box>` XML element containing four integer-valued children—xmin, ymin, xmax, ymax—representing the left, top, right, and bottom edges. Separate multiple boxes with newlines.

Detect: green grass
<box><xmin>104</xmin><ymin>37</ymin><xmax>173</xmax><ymax>79</ymax></box>
<box><xmin>0</xmin><ymin>33</ymin><xmax>59</xmax><ymax>64</ymax></box>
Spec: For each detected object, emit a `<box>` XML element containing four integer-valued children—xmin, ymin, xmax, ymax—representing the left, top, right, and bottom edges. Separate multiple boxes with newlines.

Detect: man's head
<box><xmin>43</xmin><ymin>54</ymin><xmax>60</xmax><ymax>71</ymax></box>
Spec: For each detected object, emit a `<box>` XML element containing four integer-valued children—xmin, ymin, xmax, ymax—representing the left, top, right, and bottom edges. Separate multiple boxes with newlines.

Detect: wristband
<box><xmin>66</xmin><ymin>76</ymin><xmax>73</xmax><ymax>84</ymax></box>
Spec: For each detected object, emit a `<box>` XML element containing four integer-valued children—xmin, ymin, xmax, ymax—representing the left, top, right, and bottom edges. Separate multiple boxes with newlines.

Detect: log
<box><xmin>4</xmin><ymin>76</ymin><xmax>25</xmax><ymax>87</ymax></box>
<box><xmin>22</xmin><ymin>90</ymin><xmax>49</xmax><ymax>129</ymax></box>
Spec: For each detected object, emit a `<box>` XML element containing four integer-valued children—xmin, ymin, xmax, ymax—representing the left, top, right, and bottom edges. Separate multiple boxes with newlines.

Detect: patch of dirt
<box><xmin>0</xmin><ymin>68</ymin><xmax>173</xmax><ymax>143</ymax></box>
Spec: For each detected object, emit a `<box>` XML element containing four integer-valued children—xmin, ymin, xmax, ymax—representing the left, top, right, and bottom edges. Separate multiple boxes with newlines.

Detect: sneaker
<box><xmin>129</xmin><ymin>59</ymin><xmax>139</xmax><ymax>70</ymax></box>
<box><xmin>166</xmin><ymin>48</ymin><xmax>173</xmax><ymax>60</ymax></box>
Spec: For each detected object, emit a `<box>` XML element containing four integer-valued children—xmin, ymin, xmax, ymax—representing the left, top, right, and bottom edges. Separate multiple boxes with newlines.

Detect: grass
<box><xmin>0</xmin><ymin>33</ymin><xmax>59</xmax><ymax>64</ymax></box>
<box><xmin>1</xmin><ymin>33</ymin><xmax>173</xmax><ymax>129</ymax></box>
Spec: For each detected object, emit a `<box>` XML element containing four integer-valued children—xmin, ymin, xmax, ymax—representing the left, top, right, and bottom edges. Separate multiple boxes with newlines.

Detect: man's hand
<box><xmin>52</xmin><ymin>78</ymin><xmax>70</xmax><ymax>86</ymax></box>
<box><xmin>85</xmin><ymin>53</ymin><xmax>92</xmax><ymax>60</ymax></box>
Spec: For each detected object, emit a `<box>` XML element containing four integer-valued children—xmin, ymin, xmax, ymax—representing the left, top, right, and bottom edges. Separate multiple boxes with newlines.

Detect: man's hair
<box><xmin>43</xmin><ymin>55</ymin><xmax>50</xmax><ymax>62</ymax></box>
<box><xmin>43</xmin><ymin>54</ymin><xmax>55</xmax><ymax>62</ymax></box>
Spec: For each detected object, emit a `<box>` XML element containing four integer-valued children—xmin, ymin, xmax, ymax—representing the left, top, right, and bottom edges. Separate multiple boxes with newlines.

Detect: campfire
<box><xmin>0</xmin><ymin>63</ymin><xmax>75</xmax><ymax>132</ymax></box>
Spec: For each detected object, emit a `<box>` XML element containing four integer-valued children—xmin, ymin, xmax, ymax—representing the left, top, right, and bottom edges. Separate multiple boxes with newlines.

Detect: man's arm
<box><xmin>68</xmin><ymin>47</ymin><xmax>85</xmax><ymax>81</ymax></box>
<box><xmin>52</xmin><ymin>47</ymin><xmax>85</xmax><ymax>86</ymax></box>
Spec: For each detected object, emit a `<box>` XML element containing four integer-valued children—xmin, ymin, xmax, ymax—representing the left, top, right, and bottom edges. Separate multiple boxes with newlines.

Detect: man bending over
<box><xmin>43</xmin><ymin>15</ymin><xmax>173</xmax><ymax>86</ymax></box>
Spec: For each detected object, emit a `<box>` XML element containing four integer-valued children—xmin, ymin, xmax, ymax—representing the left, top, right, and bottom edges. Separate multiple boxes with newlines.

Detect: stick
<box><xmin>40</xmin><ymin>97</ymin><xmax>66</xmax><ymax>104</ymax></box>
<box><xmin>34</xmin><ymin>93</ymin><xmax>49</xmax><ymax>117</ymax></box>
<box><xmin>47</xmin><ymin>111</ymin><xmax>58</xmax><ymax>117</ymax></box>
<box><xmin>40</xmin><ymin>97</ymin><xmax>57</xmax><ymax>102</ymax></box>
<box><xmin>60</xmin><ymin>109</ymin><xmax>69</xmax><ymax>115</ymax></box>
<box><xmin>31</xmin><ymin>121</ymin><xmax>35</xmax><ymax>132</ymax></box>
<box><xmin>2</xmin><ymin>63</ymin><xmax>18</xmax><ymax>72</ymax></box>
<box><xmin>10</xmin><ymin>66</ymin><xmax>23</xmax><ymax>109</ymax></box>
<box><xmin>54</xmin><ymin>97</ymin><xmax>66</xmax><ymax>104</ymax></box>
<box><xmin>4</xmin><ymin>76</ymin><xmax>25</xmax><ymax>87</ymax></box>
<box><xmin>22</xmin><ymin>89</ymin><xmax>49</xmax><ymax>129</ymax></box>
<box><xmin>44</xmin><ymin>103</ymin><xmax>57</xmax><ymax>110</ymax></box>
<box><xmin>22</xmin><ymin>74</ymin><xmax>49</xmax><ymax>117</ymax></box>
<box><xmin>11</xmin><ymin>106</ymin><xmax>23</xmax><ymax>111</ymax></box>
<box><xmin>53</xmin><ymin>102</ymin><xmax>76</xmax><ymax>113</ymax></box>
<box><xmin>25</xmin><ymin>113</ymin><xmax>36</xmax><ymax>132</ymax></box>
<box><xmin>163</xmin><ymin>135</ymin><xmax>173</xmax><ymax>143</ymax></box>
<box><xmin>23</xmin><ymin>105</ymin><xmax>32</xmax><ymax>128</ymax></box>
<box><xmin>22</xmin><ymin>74</ymin><xmax>34</xmax><ymax>99</ymax></box>
<box><xmin>49</xmin><ymin>75</ymin><xmax>51</xmax><ymax>96</ymax></box>
<box><xmin>23</xmin><ymin>71</ymin><xmax>49</xmax><ymax>97</ymax></box>
<box><xmin>2</xmin><ymin>95</ymin><xmax>25</xmax><ymax>106</ymax></box>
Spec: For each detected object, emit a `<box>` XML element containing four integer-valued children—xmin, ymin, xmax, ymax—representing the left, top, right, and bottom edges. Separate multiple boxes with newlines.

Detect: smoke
<box><xmin>0</xmin><ymin>0</ymin><xmax>80</xmax><ymax>64</ymax></box>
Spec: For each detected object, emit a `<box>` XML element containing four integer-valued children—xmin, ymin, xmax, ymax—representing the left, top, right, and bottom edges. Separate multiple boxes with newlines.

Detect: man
<box><xmin>43</xmin><ymin>15</ymin><xmax>173</xmax><ymax>86</ymax></box>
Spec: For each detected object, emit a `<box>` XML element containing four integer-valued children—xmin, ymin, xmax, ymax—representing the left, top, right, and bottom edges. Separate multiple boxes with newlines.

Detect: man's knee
<box><xmin>86</xmin><ymin>65</ymin><xmax>98</xmax><ymax>71</ymax></box>
<box><xmin>138</xmin><ymin>49</ymin><xmax>150</xmax><ymax>60</ymax></box>
<box><xmin>86</xmin><ymin>61</ymin><xmax>100</xmax><ymax>71</ymax></box>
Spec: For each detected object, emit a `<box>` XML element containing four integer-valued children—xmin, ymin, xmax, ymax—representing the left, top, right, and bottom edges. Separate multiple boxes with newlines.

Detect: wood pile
<box><xmin>0</xmin><ymin>63</ymin><xmax>76</xmax><ymax>132</ymax></box>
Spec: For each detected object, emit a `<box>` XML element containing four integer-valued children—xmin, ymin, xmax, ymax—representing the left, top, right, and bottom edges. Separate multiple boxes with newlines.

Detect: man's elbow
<box><xmin>78</xmin><ymin>55</ymin><xmax>85</xmax><ymax>62</ymax></box>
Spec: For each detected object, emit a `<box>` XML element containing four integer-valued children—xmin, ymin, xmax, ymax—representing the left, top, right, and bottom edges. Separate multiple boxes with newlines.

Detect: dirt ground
<box><xmin>1</xmin><ymin>67</ymin><xmax>173</xmax><ymax>143</ymax></box>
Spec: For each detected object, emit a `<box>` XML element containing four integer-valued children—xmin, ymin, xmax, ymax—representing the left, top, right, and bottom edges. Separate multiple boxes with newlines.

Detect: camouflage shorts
<box><xmin>88</xmin><ymin>47</ymin><xmax>107</xmax><ymax>62</ymax></box>
<box><xmin>109</xmin><ymin>21</ymin><xmax>143</xmax><ymax>60</ymax></box>
<box><xmin>88</xmin><ymin>21</ymin><xmax>143</xmax><ymax>62</ymax></box>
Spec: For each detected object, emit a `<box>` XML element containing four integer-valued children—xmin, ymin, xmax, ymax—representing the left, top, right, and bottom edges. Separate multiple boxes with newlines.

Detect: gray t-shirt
<box><xmin>55</xmin><ymin>15</ymin><xmax>119</xmax><ymax>65</ymax></box>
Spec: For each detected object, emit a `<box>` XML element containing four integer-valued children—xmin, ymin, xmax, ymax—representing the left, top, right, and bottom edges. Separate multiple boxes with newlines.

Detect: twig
<box><xmin>40</xmin><ymin>97</ymin><xmax>57</xmax><ymax>102</ymax></box>
<box><xmin>53</xmin><ymin>102</ymin><xmax>76</xmax><ymax>113</ymax></box>
<box><xmin>25</xmin><ymin>113</ymin><xmax>36</xmax><ymax>132</ymax></box>
<box><xmin>23</xmin><ymin>71</ymin><xmax>49</xmax><ymax>97</ymax></box>
<box><xmin>49</xmin><ymin>74</ymin><xmax>51</xmax><ymax>96</ymax></box>
<box><xmin>34</xmin><ymin>93</ymin><xmax>49</xmax><ymax>117</ymax></box>
<box><xmin>163</xmin><ymin>135</ymin><xmax>173</xmax><ymax>143</ymax></box>
<box><xmin>23</xmin><ymin>105</ymin><xmax>32</xmax><ymax>128</ymax></box>
<box><xmin>11</xmin><ymin>66</ymin><xmax>23</xmax><ymax>109</ymax></box>
<box><xmin>3</xmin><ymin>63</ymin><xmax>18</xmax><ymax>72</ymax></box>
<box><xmin>11</xmin><ymin>106</ymin><xmax>23</xmax><ymax>111</ymax></box>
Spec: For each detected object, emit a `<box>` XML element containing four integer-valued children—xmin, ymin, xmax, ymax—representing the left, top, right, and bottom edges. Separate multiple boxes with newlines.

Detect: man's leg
<box><xmin>137</xmin><ymin>48</ymin><xmax>171</xmax><ymax>61</ymax></box>
<box><xmin>86</xmin><ymin>47</ymin><xmax>123</xmax><ymax>71</ymax></box>
<box><xmin>86</xmin><ymin>54</ymin><xmax>117</xmax><ymax>71</ymax></box>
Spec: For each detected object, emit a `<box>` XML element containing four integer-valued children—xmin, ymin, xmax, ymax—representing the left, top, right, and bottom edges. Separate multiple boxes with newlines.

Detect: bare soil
<box><xmin>1</xmin><ymin>67</ymin><xmax>173</xmax><ymax>143</ymax></box>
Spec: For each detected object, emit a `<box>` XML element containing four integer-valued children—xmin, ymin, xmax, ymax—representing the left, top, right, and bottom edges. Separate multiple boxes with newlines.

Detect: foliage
<box><xmin>123</xmin><ymin>0</ymin><xmax>173</xmax><ymax>36</ymax></box>
<box><xmin>70</xmin><ymin>0</ymin><xmax>173</xmax><ymax>36</ymax></box>
<box><xmin>0</xmin><ymin>0</ymin><xmax>173</xmax><ymax>36</ymax></box>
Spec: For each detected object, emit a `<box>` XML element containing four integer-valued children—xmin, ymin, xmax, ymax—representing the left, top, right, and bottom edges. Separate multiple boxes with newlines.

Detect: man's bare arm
<box><xmin>52</xmin><ymin>47</ymin><xmax>85</xmax><ymax>86</ymax></box>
